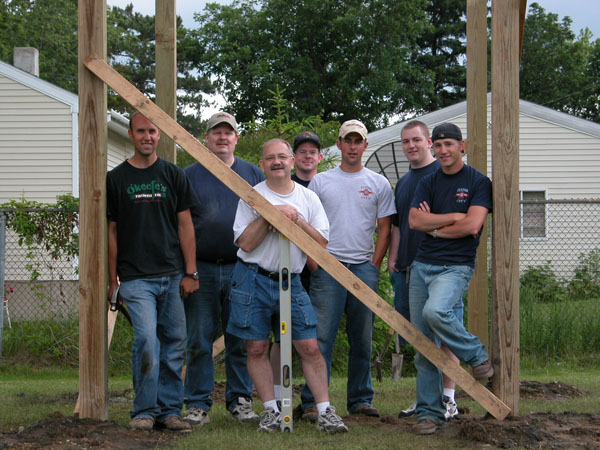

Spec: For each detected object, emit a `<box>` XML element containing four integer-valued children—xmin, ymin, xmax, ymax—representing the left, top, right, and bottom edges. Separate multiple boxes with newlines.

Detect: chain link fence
<box><xmin>2</xmin><ymin>200</ymin><xmax>600</xmax><ymax>327</ymax></box>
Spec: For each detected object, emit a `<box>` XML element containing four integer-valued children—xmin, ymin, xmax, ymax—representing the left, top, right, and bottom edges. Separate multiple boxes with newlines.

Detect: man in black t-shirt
<box><xmin>107</xmin><ymin>112</ymin><xmax>199</xmax><ymax>432</ymax></box>
<box><xmin>291</xmin><ymin>131</ymin><xmax>322</xmax><ymax>188</ymax></box>
<box><xmin>183</xmin><ymin>112</ymin><xmax>264</xmax><ymax>426</ymax></box>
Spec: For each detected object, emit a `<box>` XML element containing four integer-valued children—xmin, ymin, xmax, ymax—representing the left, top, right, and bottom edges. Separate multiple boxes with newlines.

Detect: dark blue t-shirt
<box><xmin>411</xmin><ymin>164</ymin><xmax>492</xmax><ymax>268</ymax></box>
<box><xmin>392</xmin><ymin>160</ymin><xmax>441</xmax><ymax>271</ymax></box>
<box><xmin>185</xmin><ymin>157</ymin><xmax>264</xmax><ymax>263</ymax></box>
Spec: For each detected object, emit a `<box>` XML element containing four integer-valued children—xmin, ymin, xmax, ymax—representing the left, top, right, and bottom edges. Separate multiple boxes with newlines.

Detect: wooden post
<box><xmin>491</xmin><ymin>0</ymin><xmax>521</xmax><ymax>416</ymax></box>
<box><xmin>84</xmin><ymin>54</ymin><xmax>512</xmax><ymax>421</ymax></box>
<box><xmin>466</xmin><ymin>0</ymin><xmax>489</xmax><ymax>349</ymax></box>
<box><xmin>77</xmin><ymin>0</ymin><xmax>108</xmax><ymax>420</ymax></box>
<box><xmin>155</xmin><ymin>0</ymin><xmax>177</xmax><ymax>163</ymax></box>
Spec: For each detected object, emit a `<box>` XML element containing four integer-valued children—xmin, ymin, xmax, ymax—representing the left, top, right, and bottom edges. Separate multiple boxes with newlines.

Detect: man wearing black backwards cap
<box><xmin>292</xmin><ymin>131</ymin><xmax>323</xmax><ymax>187</ymax></box>
<box><xmin>183</xmin><ymin>112</ymin><xmax>264</xmax><ymax>426</ymax></box>
<box><xmin>407</xmin><ymin>122</ymin><xmax>493</xmax><ymax>435</ymax></box>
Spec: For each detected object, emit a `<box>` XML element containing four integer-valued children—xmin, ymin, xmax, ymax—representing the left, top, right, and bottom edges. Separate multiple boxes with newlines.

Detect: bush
<box><xmin>568</xmin><ymin>248</ymin><xmax>600</xmax><ymax>300</ymax></box>
<box><xmin>520</xmin><ymin>262</ymin><xmax>567</xmax><ymax>302</ymax></box>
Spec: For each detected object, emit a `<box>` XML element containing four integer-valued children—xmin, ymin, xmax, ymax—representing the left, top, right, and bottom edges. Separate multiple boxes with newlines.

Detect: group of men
<box><xmin>106</xmin><ymin>108</ymin><xmax>493</xmax><ymax>436</ymax></box>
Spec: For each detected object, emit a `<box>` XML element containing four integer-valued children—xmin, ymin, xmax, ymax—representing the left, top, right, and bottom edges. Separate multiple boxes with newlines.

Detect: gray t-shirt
<box><xmin>309</xmin><ymin>166</ymin><xmax>396</xmax><ymax>264</ymax></box>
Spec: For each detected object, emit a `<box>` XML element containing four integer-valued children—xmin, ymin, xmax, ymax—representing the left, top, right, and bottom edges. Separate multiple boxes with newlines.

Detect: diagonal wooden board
<box><xmin>84</xmin><ymin>54</ymin><xmax>510</xmax><ymax>420</ymax></box>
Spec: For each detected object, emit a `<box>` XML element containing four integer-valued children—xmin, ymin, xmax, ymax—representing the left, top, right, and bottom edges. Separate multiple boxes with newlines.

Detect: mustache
<box><xmin>270</xmin><ymin>164</ymin><xmax>284</xmax><ymax>169</ymax></box>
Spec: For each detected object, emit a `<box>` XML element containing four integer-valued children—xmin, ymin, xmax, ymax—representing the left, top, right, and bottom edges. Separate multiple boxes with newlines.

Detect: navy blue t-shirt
<box><xmin>411</xmin><ymin>164</ymin><xmax>492</xmax><ymax>268</ymax></box>
<box><xmin>185</xmin><ymin>157</ymin><xmax>264</xmax><ymax>263</ymax></box>
<box><xmin>392</xmin><ymin>160</ymin><xmax>441</xmax><ymax>271</ymax></box>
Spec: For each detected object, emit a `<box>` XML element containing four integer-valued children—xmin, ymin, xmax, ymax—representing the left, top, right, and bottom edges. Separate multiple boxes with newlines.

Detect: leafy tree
<box><xmin>193</xmin><ymin>0</ymin><xmax>433</xmax><ymax>129</ymax></box>
<box><xmin>520</xmin><ymin>3</ymin><xmax>599</xmax><ymax>123</ymax></box>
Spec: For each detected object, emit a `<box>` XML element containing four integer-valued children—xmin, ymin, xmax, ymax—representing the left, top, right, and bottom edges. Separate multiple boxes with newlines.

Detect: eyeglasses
<box><xmin>296</xmin><ymin>150</ymin><xmax>319</xmax><ymax>156</ymax></box>
<box><xmin>263</xmin><ymin>153</ymin><xmax>292</xmax><ymax>162</ymax></box>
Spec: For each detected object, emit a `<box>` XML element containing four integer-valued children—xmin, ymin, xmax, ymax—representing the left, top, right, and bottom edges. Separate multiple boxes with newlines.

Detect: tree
<box><xmin>193</xmin><ymin>0</ymin><xmax>434</xmax><ymax>129</ymax></box>
<box><xmin>520</xmin><ymin>3</ymin><xmax>599</xmax><ymax>123</ymax></box>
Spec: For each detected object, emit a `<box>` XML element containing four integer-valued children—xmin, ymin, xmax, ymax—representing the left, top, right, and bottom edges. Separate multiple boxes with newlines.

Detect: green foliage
<box><xmin>519</xmin><ymin>262</ymin><xmax>567</xmax><ymax>303</ymax></box>
<box><xmin>568</xmin><ymin>248</ymin><xmax>600</xmax><ymax>300</ymax></box>
<box><xmin>0</xmin><ymin>194</ymin><xmax>79</xmax><ymax>284</ymax></box>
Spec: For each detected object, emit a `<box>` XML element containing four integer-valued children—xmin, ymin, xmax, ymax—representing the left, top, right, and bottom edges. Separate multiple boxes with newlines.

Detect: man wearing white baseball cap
<box><xmin>299</xmin><ymin>119</ymin><xmax>396</xmax><ymax>420</ymax></box>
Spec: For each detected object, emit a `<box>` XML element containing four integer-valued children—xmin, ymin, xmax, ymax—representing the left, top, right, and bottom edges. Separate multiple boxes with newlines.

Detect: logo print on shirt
<box><xmin>455</xmin><ymin>188</ymin><xmax>469</xmax><ymax>203</ymax></box>
<box><xmin>359</xmin><ymin>188</ymin><xmax>374</xmax><ymax>197</ymax></box>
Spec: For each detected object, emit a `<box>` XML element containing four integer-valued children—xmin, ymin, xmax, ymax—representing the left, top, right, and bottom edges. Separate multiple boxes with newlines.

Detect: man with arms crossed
<box><xmin>388</xmin><ymin>120</ymin><xmax>461</xmax><ymax>420</ymax></box>
<box><xmin>107</xmin><ymin>112</ymin><xmax>199</xmax><ymax>432</ymax></box>
<box><xmin>183</xmin><ymin>112</ymin><xmax>264</xmax><ymax>425</ymax></box>
<box><xmin>408</xmin><ymin>122</ymin><xmax>493</xmax><ymax>435</ymax></box>
<box><xmin>300</xmin><ymin>120</ymin><xmax>396</xmax><ymax>420</ymax></box>
<box><xmin>228</xmin><ymin>138</ymin><xmax>347</xmax><ymax>433</ymax></box>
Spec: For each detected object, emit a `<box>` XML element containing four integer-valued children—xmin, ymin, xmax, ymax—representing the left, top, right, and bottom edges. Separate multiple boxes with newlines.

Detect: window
<box><xmin>521</xmin><ymin>191</ymin><xmax>546</xmax><ymax>239</ymax></box>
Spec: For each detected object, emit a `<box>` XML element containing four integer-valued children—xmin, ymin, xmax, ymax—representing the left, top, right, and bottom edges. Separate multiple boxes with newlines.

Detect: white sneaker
<box><xmin>443</xmin><ymin>395</ymin><xmax>458</xmax><ymax>420</ymax></box>
<box><xmin>230</xmin><ymin>397</ymin><xmax>259</xmax><ymax>422</ymax></box>
<box><xmin>398</xmin><ymin>401</ymin><xmax>417</xmax><ymax>418</ymax></box>
<box><xmin>257</xmin><ymin>408</ymin><xmax>281</xmax><ymax>432</ymax></box>
<box><xmin>184</xmin><ymin>407</ymin><xmax>210</xmax><ymax>426</ymax></box>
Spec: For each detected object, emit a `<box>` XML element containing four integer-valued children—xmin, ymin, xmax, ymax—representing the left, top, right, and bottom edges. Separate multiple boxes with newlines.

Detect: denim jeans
<box><xmin>409</xmin><ymin>261</ymin><xmax>489</xmax><ymax>423</ymax></box>
<box><xmin>301</xmin><ymin>261</ymin><xmax>379</xmax><ymax>413</ymax></box>
<box><xmin>391</xmin><ymin>270</ymin><xmax>410</xmax><ymax>346</ymax></box>
<box><xmin>119</xmin><ymin>274</ymin><xmax>187</xmax><ymax>421</ymax></box>
<box><xmin>183</xmin><ymin>261</ymin><xmax>253</xmax><ymax>412</ymax></box>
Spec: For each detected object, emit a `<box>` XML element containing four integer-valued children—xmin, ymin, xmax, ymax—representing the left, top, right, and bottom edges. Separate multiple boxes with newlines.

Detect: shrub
<box><xmin>568</xmin><ymin>248</ymin><xmax>600</xmax><ymax>300</ymax></box>
<box><xmin>519</xmin><ymin>262</ymin><xmax>567</xmax><ymax>302</ymax></box>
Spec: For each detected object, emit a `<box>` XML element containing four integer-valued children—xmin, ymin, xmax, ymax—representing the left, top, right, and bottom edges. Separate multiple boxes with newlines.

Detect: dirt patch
<box><xmin>1</xmin><ymin>381</ymin><xmax>598</xmax><ymax>449</ymax></box>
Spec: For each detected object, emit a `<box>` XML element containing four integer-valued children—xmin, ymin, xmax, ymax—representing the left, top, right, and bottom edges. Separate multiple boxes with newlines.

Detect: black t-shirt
<box><xmin>412</xmin><ymin>164</ymin><xmax>492</xmax><ymax>268</ymax></box>
<box><xmin>291</xmin><ymin>172</ymin><xmax>311</xmax><ymax>188</ymax></box>
<box><xmin>107</xmin><ymin>158</ymin><xmax>199</xmax><ymax>281</ymax></box>
<box><xmin>392</xmin><ymin>160</ymin><xmax>441</xmax><ymax>271</ymax></box>
<box><xmin>185</xmin><ymin>157</ymin><xmax>264</xmax><ymax>263</ymax></box>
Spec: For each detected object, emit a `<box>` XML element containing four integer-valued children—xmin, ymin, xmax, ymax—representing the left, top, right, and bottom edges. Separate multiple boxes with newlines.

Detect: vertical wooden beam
<box><xmin>78</xmin><ymin>0</ymin><xmax>108</xmax><ymax>419</ymax></box>
<box><xmin>466</xmin><ymin>0</ymin><xmax>490</xmax><ymax>350</ymax></box>
<box><xmin>155</xmin><ymin>0</ymin><xmax>177</xmax><ymax>163</ymax></box>
<box><xmin>491</xmin><ymin>0</ymin><xmax>521</xmax><ymax>416</ymax></box>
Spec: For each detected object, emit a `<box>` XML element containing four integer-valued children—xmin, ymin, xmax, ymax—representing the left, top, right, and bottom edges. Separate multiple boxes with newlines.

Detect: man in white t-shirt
<box><xmin>227</xmin><ymin>138</ymin><xmax>347</xmax><ymax>434</ymax></box>
<box><xmin>300</xmin><ymin>120</ymin><xmax>396</xmax><ymax>420</ymax></box>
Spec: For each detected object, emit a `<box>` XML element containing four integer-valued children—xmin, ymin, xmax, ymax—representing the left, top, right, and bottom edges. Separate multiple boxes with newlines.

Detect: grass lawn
<box><xmin>1</xmin><ymin>364</ymin><xmax>599</xmax><ymax>449</ymax></box>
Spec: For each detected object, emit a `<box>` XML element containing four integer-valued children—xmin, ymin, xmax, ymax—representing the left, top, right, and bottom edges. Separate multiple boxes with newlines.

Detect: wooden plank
<box><xmin>466</xmin><ymin>0</ymin><xmax>490</xmax><ymax>349</ymax></box>
<box><xmin>75</xmin><ymin>309</ymin><xmax>118</xmax><ymax>416</ymax></box>
<box><xmin>155</xmin><ymin>0</ymin><xmax>177</xmax><ymax>163</ymax></box>
<box><xmin>77</xmin><ymin>0</ymin><xmax>108</xmax><ymax>420</ymax></box>
<box><xmin>519</xmin><ymin>0</ymin><xmax>527</xmax><ymax>57</ymax></box>
<box><xmin>83</xmin><ymin>54</ymin><xmax>511</xmax><ymax>421</ymax></box>
<box><xmin>491</xmin><ymin>0</ymin><xmax>521</xmax><ymax>416</ymax></box>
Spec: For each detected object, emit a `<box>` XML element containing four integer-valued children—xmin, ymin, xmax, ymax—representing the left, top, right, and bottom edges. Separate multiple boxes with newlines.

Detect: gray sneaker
<box><xmin>317</xmin><ymin>406</ymin><xmax>348</xmax><ymax>434</ymax></box>
<box><xmin>257</xmin><ymin>408</ymin><xmax>281</xmax><ymax>432</ymax></box>
<box><xmin>184</xmin><ymin>407</ymin><xmax>210</xmax><ymax>426</ymax></box>
<box><xmin>231</xmin><ymin>397</ymin><xmax>259</xmax><ymax>422</ymax></box>
<box><xmin>398</xmin><ymin>401</ymin><xmax>417</xmax><ymax>418</ymax></box>
<box><xmin>443</xmin><ymin>395</ymin><xmax>458</xmax><ymax>420</ymax></box>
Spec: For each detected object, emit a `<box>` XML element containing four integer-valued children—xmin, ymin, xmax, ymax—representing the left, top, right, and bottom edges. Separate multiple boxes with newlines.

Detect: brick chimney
<box><xmin>13</xmin><ymin>47</ymin><xmax>39</xmax><ymax>77</ymax></box>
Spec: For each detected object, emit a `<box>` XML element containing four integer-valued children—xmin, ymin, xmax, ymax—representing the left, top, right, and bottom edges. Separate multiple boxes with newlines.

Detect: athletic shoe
<box><xmin>351</xmin><ymin>404</ymin><xmax>380</xmax><ymax>417</ymax></box>
<box><xmin>184</xmin><ymin>407</ymin><xmax>210</xmax><ymax>426</ymax></box>
<box><xmin>230</xmin><ymin>397</ymin><xmax>259</xmax><ymax>422</ymax></box>
<box><xmin>412</xmin><ymin>418</ymin><xmax>437</xmax><ymax>435</ymax></box>
<box><xmin>129</xmin><ymin>417</ymin><xmax>154</xmax><ymax>431</ymax></box>
<box><xmin>472</xmin><ymin>359</ymin><xmax>494</xmax><ymax>379</ymax></box>
<box><xmin>443</xmin><ymin>395</ymin><xmax>458</xmax><ymax>419</ymax></box>
<box><xmin>317</xmin><ymin>406</ymin><xmax>348</xmax><ymax>434</ymax></box>
<box><xmin>398</xmin><ymin>402</ymin><xmax>417</xmax><ymax>418</ymax></box>
<box><xmin>257</xmin><ymin>408</ymin><xmax>281</xmax><ymax>433</ymax></box>
<box><xmin>301</xmin><ymin>406</ymin><xmax>318</xmax><ymax>423</ymax></box>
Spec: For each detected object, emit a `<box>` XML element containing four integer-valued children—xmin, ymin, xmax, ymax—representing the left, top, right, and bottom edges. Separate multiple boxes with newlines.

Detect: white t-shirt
<box><xmin>308</xmin><ymin>167</ymin><xmax>396</xmax><ymax>264</ymax></box>
<box><xmin>233</xmin><ymin>181</ymin><xmax>329</xmax><ymax>273</ymax></box>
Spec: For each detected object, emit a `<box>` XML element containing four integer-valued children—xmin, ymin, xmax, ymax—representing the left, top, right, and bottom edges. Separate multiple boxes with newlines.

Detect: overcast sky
<box><xmin>107</xmin><ymin>0</ymin><xmax>600</xmax><ymax>38</ymax></box>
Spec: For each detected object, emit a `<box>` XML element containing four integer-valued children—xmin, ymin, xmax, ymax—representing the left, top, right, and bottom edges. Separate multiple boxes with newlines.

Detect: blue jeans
<box><xmin>391</xmin><ymin>270</ymin><xmax>410</xmax><ymax>346</ymax></box>
<box><xmin>409</xmin><ymin>261</ymin><xmax>489</xmax><ymax>424</ymax></box>
<box><xmin>183</xmin><ymin>261</ymin><xmax>253</xmax><ymax>412</ymax></box>
<box><xmin>119</xmin><ymin>274</ymin><xmax>187</xmax><ymax>421</ymax></box>
<box><xmin>301</xmin><ymin>261</ymin><xmax>379</xmax><ymax>413</ymax></box>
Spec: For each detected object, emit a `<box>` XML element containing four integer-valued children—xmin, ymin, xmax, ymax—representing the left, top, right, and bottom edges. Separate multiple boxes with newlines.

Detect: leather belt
<box><xmin>237</xmin><ymin>258</ymin><xmax>297</xmax><ymax>281</ymax></box>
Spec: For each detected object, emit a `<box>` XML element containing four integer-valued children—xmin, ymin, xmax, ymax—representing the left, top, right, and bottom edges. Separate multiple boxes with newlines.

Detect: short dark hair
<box><xmin>401</xmin><ymin>120</ymin><xmax>430</xmax><ymax>139</ymax></box>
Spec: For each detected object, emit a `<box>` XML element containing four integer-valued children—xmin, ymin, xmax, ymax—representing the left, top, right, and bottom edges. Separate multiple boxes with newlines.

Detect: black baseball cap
<box><xmin>431</xmin><ymin>123</ymin><xmax>463</xmax><ymax>142</ymax></box>
<box><xmin>293</xmin><ymin>131</ymin><xmax>321</xmax><ymax>152</ymax></box>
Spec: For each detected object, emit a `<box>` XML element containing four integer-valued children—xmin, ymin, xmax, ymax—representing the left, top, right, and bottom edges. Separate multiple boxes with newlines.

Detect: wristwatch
<box><xmin>433</xmin><ymin>229</ymin><xmax>438</xmax><ymax>239</ymax></box>
<box><xmin>184</xmin><ymin>272</ymin><xmax>199</xmax><ymax>280</ymax></box>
